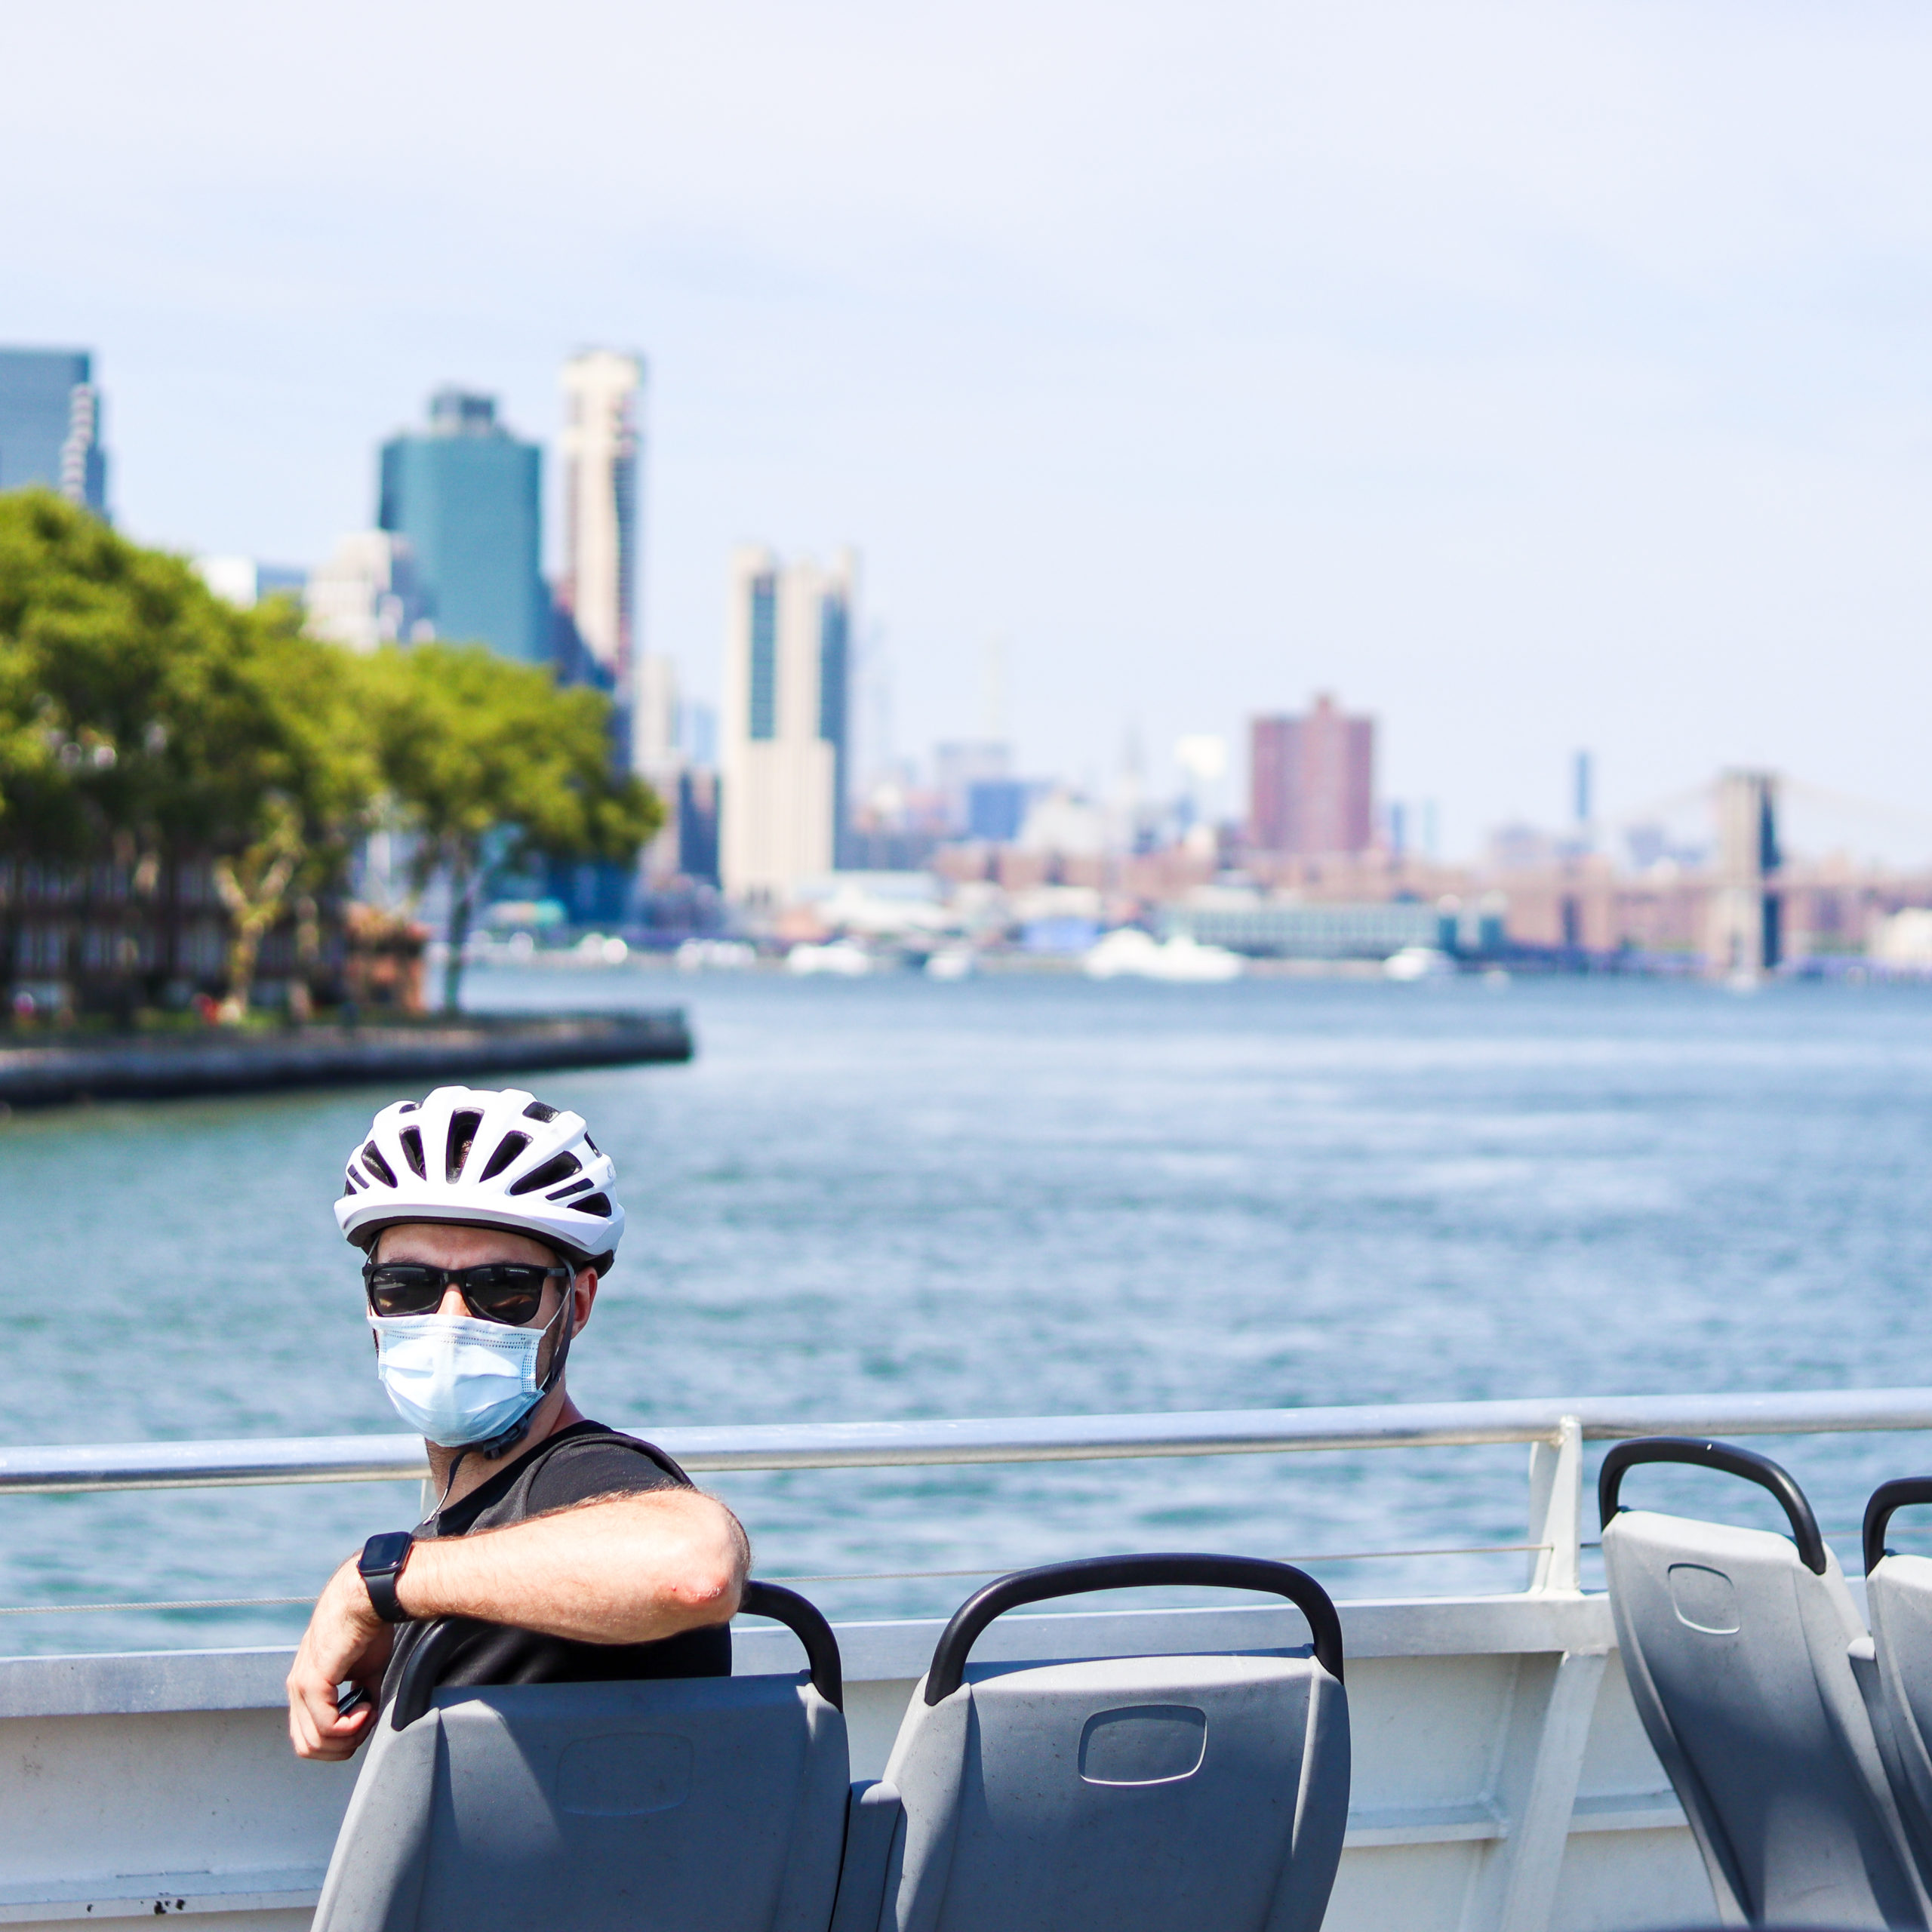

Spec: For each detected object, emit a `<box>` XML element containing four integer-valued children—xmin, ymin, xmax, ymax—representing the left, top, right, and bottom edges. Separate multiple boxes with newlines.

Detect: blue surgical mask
<box><xmin>369</xmin><ymin>1311</ymin><xmax>549</xmax><ymax>1448</ymax></box>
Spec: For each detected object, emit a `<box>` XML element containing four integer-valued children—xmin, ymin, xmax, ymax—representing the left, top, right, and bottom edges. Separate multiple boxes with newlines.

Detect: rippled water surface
<box><xmin>6</xmin><ymin>968</ymin><xmax>1932</xmax><ymax>1654</ymax></box>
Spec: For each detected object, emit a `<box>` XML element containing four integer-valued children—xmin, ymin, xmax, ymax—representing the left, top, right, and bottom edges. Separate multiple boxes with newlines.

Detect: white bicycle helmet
<box><xmin>334</xmin><ymin>1085</ymin><xmax>624</xmax><ymax>1271</ymax></box>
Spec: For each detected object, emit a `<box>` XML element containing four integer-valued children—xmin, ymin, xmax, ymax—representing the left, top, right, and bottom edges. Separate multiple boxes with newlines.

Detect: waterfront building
<box><xmin>304</xmin><ymin>533</ymin><xmax>422</xmax><ymax>653</ymax></box>
<box><xmin>677</xmin><ymin>769</ymin><xmax>721</xmax><ymax>886</ymax></box>
<box><xmin>377</xmin><ymin>389</ymin><xmax>546</xmax><ymax>663</ymax></box>
<box><xmin>195</xmin><ymin>558</ymin><xmax>309</xmax><ymax>611</ymax></box>
<box><xmin>933</xmin><ymin>740</ymin><xmax>1011</xmax><ymax>832</ymax></box>
<box><xmin>1249</xmin><ymin>695</ymin><xmax>1375</xmax><ymax>856</ymax></box>
<box><xmin>0</xmin><ymin>349</ymin><xmax>107</xmax><ymax>513</ymax></box>
<box><xmin>719</xmin><ymin>546</ymin><xmax>857</xmax><ymax>901</ymax></box>
<box><xmin>632</xmin><ymin>651</ymin><xmax>684</xmax><ymax>880</ymax></box>
<box><xmin>967</xmin><ymin>778</ymin><xmax>1034</xmax><ymax>844</ymax></box>
<box><xmin>1162</xmin><ymin>897</ymin><xmax>1444</xmax><ymax>960</ymax></box>
<box><xmin>1017</xmin><ymin>787</ymin><xmax>1112</xmax><ymax>860</ymax></box>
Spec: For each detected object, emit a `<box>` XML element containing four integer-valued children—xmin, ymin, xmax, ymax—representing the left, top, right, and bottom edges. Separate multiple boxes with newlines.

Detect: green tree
<box><xmin>358</xmin><ymin>641</ymin><xmax>662</xmax><ymax>1011</ymax></box>
<box><xmin>0</xmin><ymin>489</ymin><xmax>377</xmax><ymax>1014</ymax></box>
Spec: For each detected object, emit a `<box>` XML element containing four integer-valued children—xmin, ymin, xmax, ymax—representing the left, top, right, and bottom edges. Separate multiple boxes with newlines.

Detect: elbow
<box><xmin>668</xmin><ymin>1558</ymin><xmax>742</xmax><ymax>1624</ymax></box>
<box><xmin>666</xmin><ymin>1514</ymin><xmax>748</xmax><ymax>1625</ymax></box>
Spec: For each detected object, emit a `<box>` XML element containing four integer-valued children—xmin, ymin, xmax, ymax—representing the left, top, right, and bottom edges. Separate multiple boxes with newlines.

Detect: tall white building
<box><xmin>558</xmin><ymin>349</ymin><xmax>641</xmax><ymax>688</ymax></box>
<box><xmin>720</xmin><ymin>546</ymin><xmax>856</xmax><ymax>902</ymax></box>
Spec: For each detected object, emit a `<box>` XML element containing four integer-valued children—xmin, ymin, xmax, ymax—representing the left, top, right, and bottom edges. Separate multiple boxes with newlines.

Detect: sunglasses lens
<box><xmin>366</xmin><ymin>1266</ymin><xmax>444</xmax><ymax>1318</ymax></box>
<box><xmin>463</xmin><ymin>1266</ymin><xmax>549</xmax><ymax>1326</ymax></box>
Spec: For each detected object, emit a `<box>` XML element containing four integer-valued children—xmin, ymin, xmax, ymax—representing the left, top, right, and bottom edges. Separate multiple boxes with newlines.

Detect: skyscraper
<box><xmin>720</xmin><ymin>546</ymin><xmax>857</xmax><ymax>900</ymax></box>
<box><xmin>1249</xmin><ymin>694</ymin><xmax>1375</xmax><ymax>856</ymax></box>
<box><xmin>303</xmin><ymin>533</ymin><xmax>422</xmax><ymax>652</ymax></box>
<box><xmin>0</xmin><ymin>349</ymin><xmax>107</xmax><ymax>512</ymax></box>
<box><xmin>558</xmin><ymin>351</ymin><xmax>641</xmax><ymax>694</ymax></box>
<box><xmin>377</xmin><ymin>389</ymin><xmax>546</xmax><ymax>663</ymax></box>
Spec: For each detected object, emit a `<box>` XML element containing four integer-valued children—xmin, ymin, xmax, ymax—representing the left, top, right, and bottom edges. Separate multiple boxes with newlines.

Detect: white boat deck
<box><xmin>2</xmin><ymin>1389</ymin><xmax>1926</xmax><ymax>1931</ymax></box>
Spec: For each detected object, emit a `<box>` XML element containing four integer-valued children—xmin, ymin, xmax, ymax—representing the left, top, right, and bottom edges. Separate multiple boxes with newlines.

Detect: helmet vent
<box><xmin>341</xmin><ymin>1179</ymin><xmax>358</xmax><ymax>1197</ymax></box>
<box><xmin>547</xmin><ymin>1177</ymin><xmax>594</xmax><ymax>1201</ymax></box>
<box><xmin>398</xmin><ymin>1127</ymin><xmax>426</xmax><ymax>1180</ymax></box>
<box><xmin>446</xmin><ymin>1110</ymin><xmax>483</xmax><ymax>1182</ymax></box>
<box><xmin>478</xmin><ymin>1132</ymin><xmax>530</xmax><ymax>1183</ymax></box>
<box><xmin>360</xmin><ymin>1143</ymin><xmax>398</xmax><ymax>1189</ymax></box>
<box><xmin>509</xmin><ymin>1152</ymin><xmax>581</xmax><ymax>1195</ymax></box>
<box><xmin>397</xmin><ymin>1101</ymin><xmax>418</xmax><ymax>1113</ymax></box>
<box><xmin>571</xmin><ymin>1194</ymin><xmax>612</xmax><ymax>1217</ymax></box>
<box><xmin>522</xmin><ymin>1101</ymin><xmax>559</xmax><ymax>1123</ymax></box>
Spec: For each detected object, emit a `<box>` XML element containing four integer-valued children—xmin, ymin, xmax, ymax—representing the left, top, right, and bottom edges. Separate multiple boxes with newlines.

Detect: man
<box><xmin>287</xmin><ymin>1084</ymin><xmax>748</xmax><ymax>1762</ymax></box>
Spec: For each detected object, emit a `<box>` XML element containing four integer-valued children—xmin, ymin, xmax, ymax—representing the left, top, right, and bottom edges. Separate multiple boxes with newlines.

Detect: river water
<box><xmin>5</xmin><ymin>967</ymin><xmax>1932</xmax><ymax>1656</ymax></box>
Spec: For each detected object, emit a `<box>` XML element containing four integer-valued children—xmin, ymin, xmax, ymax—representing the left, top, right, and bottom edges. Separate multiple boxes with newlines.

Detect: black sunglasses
<box><xmin>364</xmin><ymin>1260</ymin><xmax>571</xmax><ymax>1327</ymax></box>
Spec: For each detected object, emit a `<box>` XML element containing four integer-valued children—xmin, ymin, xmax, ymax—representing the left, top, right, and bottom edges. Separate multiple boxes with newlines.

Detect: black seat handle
<box><xmin>923</xmin><ymin>1552</ymin><xmax>1344</xmax><ymax>1706</ymax></box>
<box><xmin>389</xmin><ymin>1580</ymin><xmax>842</xmax><ymax>1731</ymax></box>
<box><xmin>1864</xmin><ymin>1479</ymin><xmax>1932</xmax><ymax>1580</ymax></box>
<box><xmin>391</xmin><ymin>1617</ymin><xmax>472</xmax><ymax>1730</ymax></box>
<box><xmin>1597</xmin><ymin>1437</ymin><xmax>1827</xmax><ymax>1576</ymax></box>
<box><xmin>740</xmin><ymin>1580</ymin><xmax>843</xmax><ymax>1711</ymax></box>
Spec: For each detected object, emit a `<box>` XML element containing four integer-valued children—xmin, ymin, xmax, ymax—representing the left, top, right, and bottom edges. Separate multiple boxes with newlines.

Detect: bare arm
<box><xmin>288</xmin><ymin>1488</ymin><xmax>748</xmax><ymax>1761</ymax></box>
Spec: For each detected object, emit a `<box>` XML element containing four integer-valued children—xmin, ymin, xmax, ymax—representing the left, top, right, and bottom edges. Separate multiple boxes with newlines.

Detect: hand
<box><xmin>288</xmin><ymin>1555</ymin><xmax>397</xmax><ymax>1761</ymax></box>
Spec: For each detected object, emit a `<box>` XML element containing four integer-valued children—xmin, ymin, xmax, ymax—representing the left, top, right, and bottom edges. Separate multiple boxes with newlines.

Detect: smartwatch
<box><xmin>358</xmin><ymin>1530</ymin><xmax>416</xmax><ymax>1623</ymax></box>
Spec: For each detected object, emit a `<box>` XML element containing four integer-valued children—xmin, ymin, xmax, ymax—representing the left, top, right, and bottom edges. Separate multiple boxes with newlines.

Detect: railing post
<box><xmin>1526</xmin><ymin>1415</ymin><xmax>1583</xmax><ymax>1595</ymax></box>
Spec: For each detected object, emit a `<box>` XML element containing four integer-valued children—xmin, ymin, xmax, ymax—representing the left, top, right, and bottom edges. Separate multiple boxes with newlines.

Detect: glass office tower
<box><xmin>0</xmin><ymin>349</ymin><xmax>108</xmax><ymax>512</ymax></box>
<box><xmin>377</xmin><ymin>389</ymin><xmax>546</xmax><ymax>663</ymax></box>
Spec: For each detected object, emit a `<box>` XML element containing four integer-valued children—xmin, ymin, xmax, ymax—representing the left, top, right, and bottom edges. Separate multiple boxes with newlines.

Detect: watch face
<box><xmin>361</xmin><ymin>1531</ymin><xmax>414</xmax><ymax>1574</ymax></box>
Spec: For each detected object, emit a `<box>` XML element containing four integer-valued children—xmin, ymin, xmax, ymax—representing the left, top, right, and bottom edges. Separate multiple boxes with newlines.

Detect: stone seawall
<box><xmin>0</xmin><ymin>1012</ymin><xmax>693</xmax><ymax>1109</ymax></box>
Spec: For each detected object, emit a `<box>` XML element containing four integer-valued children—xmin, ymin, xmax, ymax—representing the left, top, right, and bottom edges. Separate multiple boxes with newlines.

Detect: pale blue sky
<box><xmin>8</xmin><ymin>0</ymin><xmax>1931</xmax><ymax>856</ymax></box>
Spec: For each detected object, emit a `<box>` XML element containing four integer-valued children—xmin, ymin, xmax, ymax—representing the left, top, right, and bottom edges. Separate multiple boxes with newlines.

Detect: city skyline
<box><xmin>8</xmin><ymin>2</ymin><xmax>1932</xmax><ymax>860</ymax></box>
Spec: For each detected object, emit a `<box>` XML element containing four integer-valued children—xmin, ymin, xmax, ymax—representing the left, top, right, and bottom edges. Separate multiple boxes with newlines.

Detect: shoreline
<box><xmin>0</xmin><ymin>1011</ymin><xmax>693</xmax><ymax>1111</ymax></box>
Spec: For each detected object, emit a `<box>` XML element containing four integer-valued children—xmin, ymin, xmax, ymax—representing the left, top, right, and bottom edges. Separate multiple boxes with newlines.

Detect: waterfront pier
<box><xmin>0</xmin><ymin>1010</ymin><xmax>692</xmax><ymax>1110</ymax></box>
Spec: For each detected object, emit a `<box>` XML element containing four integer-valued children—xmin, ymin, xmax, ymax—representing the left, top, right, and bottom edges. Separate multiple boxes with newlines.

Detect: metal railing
<box><xmin>4</xmin><ymin>1388</ymin><xmax>1932</xmax><ymax>1617</ymax></box>
<box><xmin>3</xmin><ymin>1386</ymin><xmax>1931</xmax><ymax>1495</ymax></box>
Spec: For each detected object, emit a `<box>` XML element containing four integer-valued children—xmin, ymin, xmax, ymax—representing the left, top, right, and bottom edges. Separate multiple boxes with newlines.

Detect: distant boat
<box><xmin>1383</xmin><ymin>946</ymin><xmax>1455</xmax><ymax>983</ymax></box>
<box><xmin>1083</xmin><ymin>930</ymin><xmax>1243</xmax><ymax>983</ymax></box>
<box><xmin>924</xmin><ymin>946</ymin><xmax>977</xmax><ymax>982</ymax></box>
<box><xmin>786</xmin><ymin>940</ymin><xmax>872</xmax><ymax>978</ymax></box>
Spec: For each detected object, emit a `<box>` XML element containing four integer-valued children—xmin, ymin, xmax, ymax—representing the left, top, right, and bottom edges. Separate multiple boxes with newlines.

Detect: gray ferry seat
<box><xmin>1860</xmin><ymin>1480</ymin><xmax>1932</xmax><ymax>1887</ymax></box>
<box><xmin>829</xmin><ymin>1552</ymin><xmax>1350</xmax><ymax>1932</ymax></box>
<box><xmin>310</xmin><ymin>1580</ymin><xmax>849</xmax><ymax>1932</ymax></box>
<box><xmin>1599</xmin><ymin>1438</ymin><xmax>1926</xmax><ymax>1930</ymax></box>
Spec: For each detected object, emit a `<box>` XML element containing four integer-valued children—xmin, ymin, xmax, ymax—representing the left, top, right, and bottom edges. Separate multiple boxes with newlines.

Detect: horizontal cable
<box><xmin>768</xmin><ymin>1541</ymin><xmax>1552</xmax><ymax>1585</ymax></box>
<box><xmin>0</xmin><ymin>1595</ymin><xmax>316</xmax><ymax>1616</ymax></box>
<box><xmin>42</xmin><ymin>1527</ymin><xmax>1932</xmax><ymax>1617</ymax></box>
<box><xmin>0</xmin><ymin>1544</ymin><xmax>1555</xmax><ymax>1616</ymax></box>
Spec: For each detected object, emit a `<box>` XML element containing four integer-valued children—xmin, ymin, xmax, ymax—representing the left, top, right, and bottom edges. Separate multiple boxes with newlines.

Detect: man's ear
<box><xmin>571</xmin><ymin>1268</ymin><xmax>598</xmax><ymax>1335</ymax></box>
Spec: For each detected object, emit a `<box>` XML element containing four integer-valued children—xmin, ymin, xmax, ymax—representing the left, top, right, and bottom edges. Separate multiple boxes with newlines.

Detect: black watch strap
<box><xmin>358</xmin><ymin>1530</ymin><xmax>415</xmax><ymax>1623</ymax></box>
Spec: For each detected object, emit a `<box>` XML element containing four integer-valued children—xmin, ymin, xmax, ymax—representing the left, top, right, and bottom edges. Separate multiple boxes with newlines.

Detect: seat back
<box><xmin>836</xmin><ymin>1552</ymin><xmax>1349</xmax><ymax>1932</ymax></box>
<box><xmin>1861</xmin><ymin>1481</ymin><xmax>1932</xmax><ymax>1886</ymax></box>
<box><xmin>312</xmin><ymin>1581</ymin><xmax>849</xmax><ymax>1932</ymax></box>
<box><xmin>1599</xmin><ymin>1438</ymin><xmax>1924</xmax><ymax>1929</ymax></box>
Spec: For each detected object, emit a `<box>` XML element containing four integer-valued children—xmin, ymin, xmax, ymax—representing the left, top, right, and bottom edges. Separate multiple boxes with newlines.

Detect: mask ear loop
<box><xmin>478</xmin><ymin>1266</ymin><xmax>578</xmax><ymax>1461</ymax></box>
<box><xmin>420</xmin><ymin>1448</ymin><xmax>470</xmax><ymax>1527</ymax></box>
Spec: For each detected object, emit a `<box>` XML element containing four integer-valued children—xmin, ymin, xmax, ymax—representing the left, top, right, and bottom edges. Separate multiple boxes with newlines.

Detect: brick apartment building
<box><xmin>1249</xmin><ymin>696</ymin><xmax>1375</xmax><ymax>857</ymax></box>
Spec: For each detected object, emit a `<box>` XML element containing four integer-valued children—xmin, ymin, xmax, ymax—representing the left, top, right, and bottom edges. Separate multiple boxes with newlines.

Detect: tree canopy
<box><xmin>0</xmin><ymin>491</ymin><xmax>660</xmax><ymax>1017</ymax></box>
<box><xmin>359</xmin><ymin>642</ymin><xmax>662</xmax><ymax>1008</ymax></box>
